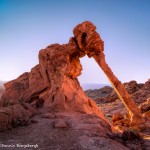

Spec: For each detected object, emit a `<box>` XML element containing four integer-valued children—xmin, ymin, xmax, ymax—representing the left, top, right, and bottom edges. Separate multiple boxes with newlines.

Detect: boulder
<box><xmin>54</xmin><ymin>119</ymin><xmax>68</xmax><ymax>128</ymax></box>
<box><xmin>0</xmin><ymin>72</ymin><xmax>29</xmax><ymax>106</ymax></box>
<box><xmin>112</xmin><ymin>113</ymin><xmax>124</xmax><ymax>122</ymax></box>
<box><xmin>122</xmin><ymin>129</ymin><xmax>141</xmax><ymax>141</ymax></box>
<box><xmin>0</xmin><ymin>104</ymin><xmax>30</xmax><ymax>131</ymax></box>
<box><xmin>124</xmin><ymin>80</ymin><xmax>142</xmax><ymax>94</ymax></box>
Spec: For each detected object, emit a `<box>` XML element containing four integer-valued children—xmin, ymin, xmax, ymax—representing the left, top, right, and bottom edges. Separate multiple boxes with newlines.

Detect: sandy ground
<box><xmin>0</xmin><ymin>111</ymin><xmax>131</xmax><ymax>150</ymax></box>
<box><xmin>0</xmin><ymin>102</ymin><xmax>150</xmax><ymax>150</ymax></box>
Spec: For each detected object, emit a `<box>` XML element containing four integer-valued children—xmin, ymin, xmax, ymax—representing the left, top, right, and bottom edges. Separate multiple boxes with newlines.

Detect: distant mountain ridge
<box><xmin>85</xmin><ymin>79</ymin><xmax>150</xmax><ymax>104</ymax></box>
<box><xmin>81</xmin><ymin>83</ymin><xmax>110</xmax><ymax>91</ymax></box>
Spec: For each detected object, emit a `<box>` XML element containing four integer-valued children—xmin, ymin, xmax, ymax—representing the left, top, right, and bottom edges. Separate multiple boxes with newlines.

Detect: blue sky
<box><xmin>0</xmin><ymin>0</ymin><xmax>150</xmax><ymax>84</ymax></box>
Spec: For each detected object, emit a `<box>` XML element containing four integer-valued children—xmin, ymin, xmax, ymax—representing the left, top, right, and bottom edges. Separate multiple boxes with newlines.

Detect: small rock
<box><xmin>106</xmin><ymin>114</ymin><xmax>112</xmax><ymax>117</ymax></box>
<box><xmin>139</xmin><ymin>98</ymin><xmax>150</xmax><ymax>113</ymax></box>
<box><xmin>22</xmin><ymin>102</ymin><xmax>39</xmax><ymax>116</ymax></box>
<box><xmin>54</xmin><ymin>120</ymin><xmax>67</xmax><ymax>128</ymax></box>
<box><xmin>122</xmin><ymin>129</ymin><xmax>141</xmax><ymax>141</ymax></box>
<box><xmin>112</xmin><ymin>113</ymin><xmax>124</xmax><ymax>123</ymax></box>
<box><xmin>143</xmin><ymin>111</ymin><xmax>150</xmax><ymax>120</ymax></box>
<box><xmin>41</xmin><ymin>113</ymin><xmax>56</xmax><ymax>119</ymax></box>
<box><xmin>30</xmin><ymin>120</ymin><xmax>38</xmax><ymax>124</ymax></box>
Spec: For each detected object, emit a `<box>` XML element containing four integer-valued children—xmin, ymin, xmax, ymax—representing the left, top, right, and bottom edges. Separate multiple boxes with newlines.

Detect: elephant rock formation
<box><xmin>0</xmin><ymin>21</ymin><xmax>145</xmax><ymax>132</ymax></box>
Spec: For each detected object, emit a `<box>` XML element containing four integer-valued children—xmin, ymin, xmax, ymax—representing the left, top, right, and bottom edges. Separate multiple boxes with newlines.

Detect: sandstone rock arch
<box><xmin>0</xmin><ymin>21</ymin><xmax>145</xmax><ymax>132</ymax></box>
<box><xmin>38</xmin><ymin>21</ymin><xmax>145</xmax><ymax>129</ymax></box>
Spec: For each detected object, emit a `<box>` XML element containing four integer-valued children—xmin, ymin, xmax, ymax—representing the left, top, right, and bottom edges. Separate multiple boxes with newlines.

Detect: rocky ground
<box><xmin>0</xmin><ymin>112</ymin><xmax>128</xmax><ymax>150</ymax></box>
<box><xmin>0</xmin><ymin>79</ymin><xmax>150</xmax><ymax>150</ymax></box>
<box><xmin>0</xmin><ymin>111</ymin><xmax>149</xmax><ymax>150</ymax></box>
<box><xmin>85</xmin><ymin>79</ymin><xmax>150</xmax><ymax>150</ymax></box>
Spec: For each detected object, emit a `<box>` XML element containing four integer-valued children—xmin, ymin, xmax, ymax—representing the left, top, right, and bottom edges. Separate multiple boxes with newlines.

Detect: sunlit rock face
<box><xmin>37</xmin><ymin>41</ymin><xmax>102</xmax><ymax>115</ymax></box>
<box><xmin>73</xmin><ymin>21</ymin><xmax>104</xmax><ymax>58</ymax></box>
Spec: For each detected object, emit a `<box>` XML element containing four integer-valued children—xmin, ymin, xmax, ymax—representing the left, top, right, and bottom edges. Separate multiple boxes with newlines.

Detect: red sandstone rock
<box><xmin>0</xmin><ymin>21</ymin><xmax>148</xmax><ymax>149</ymax></box>
<box><xmin>0</xmin><ymin>86</ymin><xmax>5</xmax><ymax>98</ymax></box>
<box><xmin>0</xmin><ymin>72</ymin><xmax>29</xmax><ymax>106</ymax></box>
<box><xmin>0</xmin><ymin>104</ymin><xmax>30</xmax><ymax>131</ymax></box>
<box><xmin>21</xmin><ymin>102</ymin><xmax>39</xmax><ymax>116</ymax></box>
<box><xmin>41</xmin><ymin>113</ymin><xmax>56</xmax><ymax>119</ymax></box>
<box><xmin>89</xmin><ymin>80</ymin><xmax>147</xmax><ymax>104</ymax></box>
<box><xmin>112</xmin><ymin>113</ymin><xmax>124</xmax><ymax>122</ymax></box>
<box><xmin>143</xmin><ymin>111</ymin><xmax>150</xmax><ymax>120</ymax></box>
<box><xmin>132</xmin><ymin>80</ymin><xmax>150</xmax><ymax>104</ymax></box>
<box><xmin>23</xmin><ymin>65</ymin><xmax>47</xmax><ymax>103</ymax></box>
<box><xmin>104</xmin><ymin>90</ymin><xmax>119</xmax><ymax>103</ymax></box>
<box><xmin>0</xmin><ymin>112</ymin><xmax>12</xmax><ymax>132</ymax></box>
<box><xmin>139</xmin><ymin>98</ymin><xmax>150</xmax><ymax>113</ymax></box>
<box><xmin>0</xmin><ymin>21</ymin><xmax>146</xmax><ymax>133</ymax></box>
<box><xmin>85</xmin><ymin>86</ymin><xmax>113</xmax><ymax>103</ymax></box>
